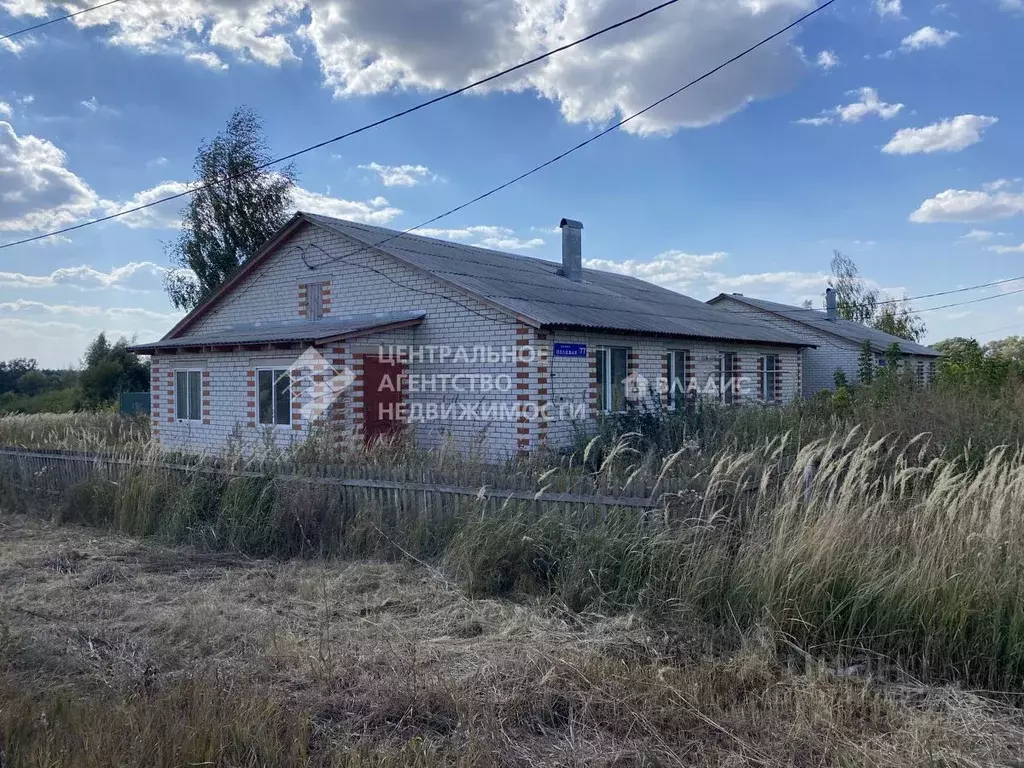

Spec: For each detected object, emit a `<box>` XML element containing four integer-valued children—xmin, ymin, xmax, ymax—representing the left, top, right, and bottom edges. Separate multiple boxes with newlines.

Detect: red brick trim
<box><xmin>245</xmin><ymin>370</ymin><xmax>256</xmax><ymax>427</ymax></box>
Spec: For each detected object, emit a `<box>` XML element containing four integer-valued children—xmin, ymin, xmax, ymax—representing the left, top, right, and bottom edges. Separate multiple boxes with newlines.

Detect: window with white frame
<box><xmin>664</xmin><ymin>350</ymin><xmax>687</xmax><ymax>408</ymax></box>
<box><xmin>760</xmin><ymin>354</ymin><xmax>779</xmax><ymax>403</ymax></box>
<box><xmin>175</xmin><ymin>370</ymin><xmax>202</xmax><ymax>421</ymax></box>
<box><xmin>595</xmin><ymin>347</ymin><xmax>629</xmax><ymax>413</ymax></box>
<box><xmin>306</xmin><ymin>282</ymin><xmax>325</xmax><ymax>321</ymax></box>
<box><xmin>257</xmin><ymin>369</ymin><xmax>292</xmax><ymax>426</ymax></box>
<box><xmin>718</xmin><ymin>352</ymin><xmax>737</xmax><ymax>405</ymax></box>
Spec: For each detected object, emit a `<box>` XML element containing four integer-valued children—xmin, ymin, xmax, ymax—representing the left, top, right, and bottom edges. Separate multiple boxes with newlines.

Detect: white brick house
<box><xmin>708</xmin><ymin>292</ymin><xmax>940</xmax><ymax>397</ymax></box>
<box><xmin>131</xmin><ymin>213</ymin><xmax>813</xmax><ymax>459</ymax></box>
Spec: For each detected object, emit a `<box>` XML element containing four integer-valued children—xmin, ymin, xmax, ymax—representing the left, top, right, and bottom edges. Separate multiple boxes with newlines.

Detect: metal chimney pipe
<box><xmin>826</xmin><ymin>287</ymin><xmax>838</xmax><ymax>321</ymax></box>
<box><xmin>560</xmin><ymin>218</ymin><xmax>583</xmax><ymax>282</ymax></box>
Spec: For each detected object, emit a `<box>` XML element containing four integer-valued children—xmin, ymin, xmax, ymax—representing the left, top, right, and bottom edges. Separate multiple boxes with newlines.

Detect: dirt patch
<box><xmin>1</xmin><ymin>514</ymin><xmax>1022</xmax><ymax>767</ymax></box>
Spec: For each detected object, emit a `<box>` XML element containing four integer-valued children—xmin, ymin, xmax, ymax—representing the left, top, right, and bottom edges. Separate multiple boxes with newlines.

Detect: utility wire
<box><xmin>0</xmin><ymin>0</ymin><xmax>688</xmax><ymax>250</ymax></box>
<box><xmin>298</xmin><ymin>0</ymin><xmax>838</xmax><ymax>271</ymax></box>
<box><xmin>397</xmin><ymin>0</ymin><xmax>838</xmax><ymax>239</ymax></box>
<box><xmin>261</xmin><ymin>0</ymin><xmax>840</xmax><ymax>322</ymax></box>
<box><xmin>915</xmin><ymin>286</ymin><xmax>1024</xmax><ymax>315</ymax></box>
<box><xmin>0</xmin><ymin>0</ymin><xmax>126</xmax><ymax>41</ymax></box>
<box><xmin>738</xmin><ymin>277</ymin><xmax>1024</xmax><ymax>323</ymax></box>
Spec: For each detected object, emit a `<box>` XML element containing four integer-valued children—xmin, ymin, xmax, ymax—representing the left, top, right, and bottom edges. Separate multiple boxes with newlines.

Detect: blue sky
<box><xmin>1</xmin><ymin>0</ymin><xmax>1022</xmax><ymax>367</ymax></box>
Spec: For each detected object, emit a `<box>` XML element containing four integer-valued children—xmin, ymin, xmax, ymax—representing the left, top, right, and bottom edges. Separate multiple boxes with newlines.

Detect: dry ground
<box><xmin>0</xmin><ymin>514</ymin><xmax>1022</xmax><ymax>767</ymax></box>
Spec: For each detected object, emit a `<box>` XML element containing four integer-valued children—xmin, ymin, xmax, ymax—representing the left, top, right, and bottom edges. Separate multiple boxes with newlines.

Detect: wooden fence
<box><xmin>0</xmin><ymin>448</ymin><xmax>673</xmax><ymax>523</ymax></box>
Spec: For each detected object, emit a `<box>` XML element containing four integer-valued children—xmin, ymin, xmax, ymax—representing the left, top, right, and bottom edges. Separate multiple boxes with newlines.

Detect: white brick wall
<box><xmin>711</xmin><ymin>296</ymin><xmax>935</xmax><ymax>395</ymax></box>
<box><xmin>545</xmin><ymin>332</ymin><xmax>802</xmax><ymax>447</ymax></box>
<box><xmin>151</xmin><ymin>224</ymin><xmax>807</xmax><ymax>459</ymax></box>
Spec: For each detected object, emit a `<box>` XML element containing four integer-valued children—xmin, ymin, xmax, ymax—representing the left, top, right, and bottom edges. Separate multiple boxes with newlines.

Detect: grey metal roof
<box><xmin>303</xmin><ymin>214</ymin><xmax>813</xmax><ymax>348</ymax></box>
<box><xmin>130</xmin><ymin>311</ymin><xmax>426</xmax><ymax>353</ymax></box>
<box><xmin>709</xmin><ymin>294</ymin><xmax>940</xmax><ymax>357</ymax></box>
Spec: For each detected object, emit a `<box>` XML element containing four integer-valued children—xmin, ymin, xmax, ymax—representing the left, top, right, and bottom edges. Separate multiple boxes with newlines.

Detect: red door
<box><xmin>362</xmin><ymin>355</ymin><xmax>405</xmax><ymax>444</ymax></box>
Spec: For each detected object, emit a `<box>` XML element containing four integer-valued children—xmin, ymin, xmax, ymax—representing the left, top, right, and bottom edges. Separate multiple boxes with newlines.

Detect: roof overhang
<box><xmin>129</xmin><ymin>312</ymin><xmax>425</xmax><ymax>356</ymax></box>
<box><xmin>539</xmin><ymin>323</ymin><xmax>816</xmax><ymax>349</ymax></box>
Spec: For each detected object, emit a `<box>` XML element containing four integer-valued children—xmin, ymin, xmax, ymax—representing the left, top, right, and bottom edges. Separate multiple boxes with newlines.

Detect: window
<box><xmin>664</xmin><ymin>350</ymin><xmax>687</xmax><ymax>408</ymax></box>
<box><xmin>306</xmin><ymin>282</ymin><xmax>325</xmax><ymax>321</ymax></box>
<box><xmin>927</xmin><ymin>361</ymin><xmax>935</xmax><ymax>386</ymax></box>
<box><xmin>258</xmin><ymin>369</ymin><xmax>291</xmax><ymax>426</ymax></box>
<box><xmin>916</xmin><ymin>361</ymin><xmax>925</xmax><ymax>387</ymax></box>
<box><xmin>175</xmin><ymin>370</ymin><xmax>201</xmax><ymax>421</ymax></box>
<box><xmin>761</xmin><ymin>355</ymin><xmax>779</xmax><ymax>403</ymax></box>
<box><xmin>595</xmin><ymin>347</ymin><xmax>629</xmax><ymax>413</ymax></box>
<box><xmin>718</xmin><ymin>352</ymin><xmax>737</xmax><ymax>405</ymax></box>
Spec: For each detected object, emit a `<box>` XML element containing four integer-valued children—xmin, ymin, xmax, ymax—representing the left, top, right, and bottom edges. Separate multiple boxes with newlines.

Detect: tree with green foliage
<box><xmin>829</xmin><ymin>251</ymin><xmax>878</xmax><ymax>325</ymax></box>
<box><xmin>827</xmin><ymin>252</ymin><xmax>926</xmax><ymax>342</ymax></box>
<box><xmin>857</xmin><ymin>340</ymin><xmax>875</xmax><ymax>385</ymax></box>
<box><xmin>934</xmin><ymin>336</ymin><xmax>1023</xmax><ymax>391</ymax></box>
<box><xmin>0</xmin><ymin>358</ymin><xmax>37</xmax><ymax>393</ymax></box>
<box><xmin>165</xmin><ymin>107</ymin><xmax>296</xmax><ymax>311</ymax></box>
<box><xmin>78</xmin><ymin>332</ymin><xmax>150</xmax><ymax>407</ymax></box>
<box><xmin>984</xmin><ymin>336</ymin><xmax>1024</xmax><ymax>362</ymax></box>
<box><xmin>873</xmin><ymin>298</ymin><xmax>927</xmax><ymax>343</ymax></box>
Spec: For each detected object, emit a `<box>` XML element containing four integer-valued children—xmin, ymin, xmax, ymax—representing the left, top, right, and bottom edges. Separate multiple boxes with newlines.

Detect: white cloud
<box><xmin>989</xmin><ymin>242</ymin><xmax>1024</xmax><ymax>254</ymax></box>
<box><xmin>959</xmin><ymin>229</ymin><xmax>1008</xmax><ymax>242</ymax></box>
<box><xmin>999</xmin><ymin>0</ymin><xmax>1023</xmax><ymax>10</ymax></box>
<box><xmin>0</xmin><ymin>102</ymin><xmax>11</xmax><ymax>118</ymax></box>
<box><xmin>582</xmin><ymin>248</ymin><xmax>829</xmax><ymax>300</ymax></box>
<box><xmin>585</xmin><ymin>251</ymin><xmax>727</xmax><ymax>290</ymax></box>
<box><xmin>0</xmin><ymin>299</ymin><xmax>181</xmax><ymax>323</ymax></box>
<box><xmin>102</xmin><ymin>180</ymin><xmax>194</xmax><ymax>229</ymax></box>
<box><xmin>911</xmin><ymin>189</ymin><xmax>1024</xmax><ymax>223</ymax></box>
<box><xmin>815</xmin><ymin>49</ymin><xmax>840</xmax><ymax>70</ymax></box>
<box><xmin>290</xmin><ymin>188</ymin><xmax>401</xmax><ymax>224</ymax></box>
<box><xmin>795</xmin><ymin>116</ymin><xmax>833</xmax><ymax>126</ymax></box>
<box><xmin>984</xmin><ymin>179</ymin><xmax>1021</xmax><ymax>192</ymax></box>
<box><xmin>208</xmin><ymin>19</ymin><xmax>298</xmax><ymax>66</ymax></box>
<box><xmin>185</xmin><ymin>50</ymin><xmax>229</xmax><ymax>70</ymax></box>
<box><xmin>882</xmin><ymin>115</ymin><xmax>998</xmax><ymax>155</ymax></box>
<box><xmin>81</xmin><ymin>96</ymin><xmax>98</xmax><ymax>112</ymax></box>
<box><xmin>0</xmin><ymin>317</ymin><xmax>165</xmax><ymax>367</ymax></box>
<box><xmin>798</xmin><ymin>87</ymin><xmax>904</xmax><ymax>126</ymax></box>
<box><xmin>418</xmin><ymin>225</ymin><xmax>544</xmax><ymax>250</ymax></box>
<box><xmin>874</xmin><ymin>0</ymin><xmax>902</xmax><ymax>17</ymax></box>
<box><xmin>835</xmin><ymin>87</ymin><xmax>904</xmax><ymax>122</ymax></box>
<box><xmin>0</xmin><ymin>120</ymin><xmax>103</xmax><ymax>232</ymax></box>
<box><xmin>359</xmin><ymin>162</ymin><xmax>433</xmax><ymax>187</ymax></box>
<box><xmin>1</xmin><ymin>0</ymin><xmax>822</xmax><ymax>137</ymax></box>
<box><xmin>0</xmin><ymin>261</ymin><xmax>171</xmax><ymax>292</ymax></box>
<box><xmin>900</xmin><ymin>26</ymin><xmax>959</xmax><ymax>51</ymax></box>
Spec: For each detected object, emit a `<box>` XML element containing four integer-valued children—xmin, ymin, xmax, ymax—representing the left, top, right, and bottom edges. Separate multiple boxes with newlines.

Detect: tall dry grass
<box><xmin>449</xmin><ymin>431</ymin><xmax>1024</xmax><ymax>689</ymax></box>
<box><xmin>0</xmin><ymin>411</ymin><xmax>149</xmax><ymax>451</ymax></box>
<box><xmin>4</xmin><ymin>427</ymin><xmax>1024</xmax><ymax>689</ymax></box>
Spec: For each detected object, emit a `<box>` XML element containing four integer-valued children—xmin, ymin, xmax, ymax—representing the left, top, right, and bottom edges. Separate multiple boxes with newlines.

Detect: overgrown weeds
<box><xmin>7</xmin><ymin>426</ymin><xmax>1024</xmax><ymax>691</ymax></box>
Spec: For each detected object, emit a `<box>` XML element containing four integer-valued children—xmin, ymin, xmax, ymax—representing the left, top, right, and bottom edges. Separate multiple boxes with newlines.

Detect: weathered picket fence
<box><xmin>0</xmin><ymin>447</ymin><xmax>680</xmax><ymax>525</ymax></box>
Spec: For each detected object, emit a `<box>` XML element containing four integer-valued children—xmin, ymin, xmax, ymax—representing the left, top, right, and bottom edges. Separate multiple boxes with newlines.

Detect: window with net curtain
<box><xmin>595</xmin><ymin>347</ymin><xmax>629</xmax><ymax>413</ymax></box>
<box><xmin>258</xmin><ymin>369</ymin><xmax>291</xmax><ymax>426</ymax></box>
<box><xmin>175</xmin><ymin>370</ymin><xmax>201</xmax><ymax>421</ymax></box>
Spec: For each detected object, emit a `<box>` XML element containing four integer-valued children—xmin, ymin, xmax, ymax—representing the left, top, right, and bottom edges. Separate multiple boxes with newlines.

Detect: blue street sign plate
<box><xmin>554</xmin><ymin>343</ymin><xmax>588</xmax><ymax>358</ymax></box>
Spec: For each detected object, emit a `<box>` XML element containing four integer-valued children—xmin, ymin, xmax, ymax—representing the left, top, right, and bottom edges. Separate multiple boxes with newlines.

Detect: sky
<box><xmin>1</xmin><ymin>0</ymin><xmax>1022</xmax><ymax>368</ymax></box>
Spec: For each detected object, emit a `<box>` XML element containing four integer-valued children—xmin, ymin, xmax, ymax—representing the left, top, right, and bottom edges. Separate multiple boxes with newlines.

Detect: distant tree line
<box><xmin>0</xmin><ymin>332</ymin><xmax>149</xmax><ymax>415</ymax></box>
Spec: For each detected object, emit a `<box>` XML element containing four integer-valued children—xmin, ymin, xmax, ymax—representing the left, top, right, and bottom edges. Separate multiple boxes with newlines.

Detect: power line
<box><xmin>0</xmin><ymin>0</ymin><xmax>126</xmax><ymax>42</ymax></box>
<box><xmin>399</xmin><ymin>0</ymin><xmax>839</xmax><ymax>239</ymax></box>
<box><xmin>279</xmin><ymin>1</ymin><xmax>839</xmax><ymax>314</ymax></box>
<box><xmin>0</xmin><ymin>0</ymin><xmax>688</xmax><ymax>250</ymax></box>
<box><xmin>751</xmin><ymin>277</ymin><xmax>1024</xmax><ymax>323</ymax></box>
<box><xmin>875</xmin><ymin>276</ymin><xmax>1024</xmax><ymax>307</ymax></box>
<box><xmin>916</xmin><ymin>286</ymin><xmax>1024</xmax><ymax>315</ymax></box>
